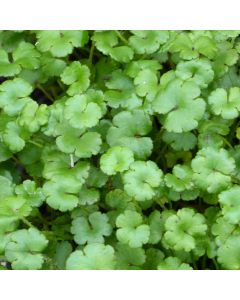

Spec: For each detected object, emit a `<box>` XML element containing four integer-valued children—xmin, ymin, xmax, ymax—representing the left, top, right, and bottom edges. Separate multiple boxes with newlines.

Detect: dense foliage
<box><xmin>0</xmin><ymin>30</ymin><xmax>240</xmax><ymax>270</ymax></box>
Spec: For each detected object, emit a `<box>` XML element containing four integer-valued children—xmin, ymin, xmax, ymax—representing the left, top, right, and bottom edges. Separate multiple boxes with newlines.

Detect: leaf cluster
<box><xmin>1</xmin><ymin>30</ymin><xmax>240</xmax><ymax>270</ymax></box>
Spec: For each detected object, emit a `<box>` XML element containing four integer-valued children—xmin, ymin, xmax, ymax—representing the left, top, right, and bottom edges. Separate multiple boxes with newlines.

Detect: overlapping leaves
<box><xmin>0</xmin><ymin>30</ymin><xmax>240</xmax><ymax>270</ymax></box>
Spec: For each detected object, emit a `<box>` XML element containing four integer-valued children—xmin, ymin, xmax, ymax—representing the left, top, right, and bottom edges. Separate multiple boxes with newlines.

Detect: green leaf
<box><xmin>163</xmin><ymin>208</ymin><xmax>207</xmax><ymax>251</ymax></box>
<box><xmin>170</xmin><ymin>32</ymin><xmax>217</xmax><ymax>60</ymax></box>
<box><xmin>134</xmin><ymin>69</ymin><xmax>158</xmax><ymax>100</ymax></box>
<box><xmin>61</xmin><ymin>61</ymin><xmax>90</xmax><ymax>96</ymax></box>
<box><xmin>13</xmin><ymin>42</ymin><xmax>40</xmax><ymax>70</ymax></box>
<box><xmin>0</xmin><ymin>30</ymin><xmax>239</xmax><ymax>270</ymax></box>
<box><xmin>92</xmin><ymin>31</ymin><xmax>133</xmax><ymax>63</ymax></box>
<box><xmin>116</xmin><ymin>210</ymin><xmax>150</xmax><ymax>248</ymax></box>
<box><xmin>66</xmin><ymin>243</ymin><xmax>116</xmax><ymax>270</ymax></box>
<box><xmin>43</xmin><ymin>151</ymin><xmax>90</xmax><ymax>186</ymax></box>
<box><xmin>208</xmin><ymin>87</ymin><xmax>240</xmax><ymax>119</ymax></box>
<box><xmin>87</xmin><ymin>165</ymin><xmax>108</xmax><ymax>188</ymax></box>
<box><xmin>217</xmin><ymin>235</ymin><xmax>240</xmax><ymax>269</ymax></box>
<box><xmin>105</xmin><ymin>90</ymin><xmax>142</xmax><ymax>110</ymax></box>
<box><xmin>107</xmin><ymin>110</ymin><xmax>153</xmax><ymax>159</ymax></box>
<box><xmin>129</xmin><ymin>30</ymin><xmax>169</xmax><ymax>54</ymax></box>
<box><xmin>0</xmin><ymin>233</ymin><xmax>11</xmax><ymax>254</ymax></box>
<box><xmin>105</xmin><ymin>189</ymin><xmax>132</xmax><ymax>211</ymax></box>
<box><xmin>3</xmin><ymin>121</ymin><xmax>29</xmax><ymax>152</ymax></box>
<box><xmin>219</xmin><ymin>186</ymin><xmax>240</xmax><ymax>224</ymax></box>
<box><xmin>157</xmin><ymin>256</ymin><xmax>193</xmax><ymax>270</ymax></box>
<box><xmin>18</xmin><ymin>101</ymin><xmax>49</xmax><ymax>132</ymax></box>
<box><xmin>110</xmin><ymin>46</ymin><xmax>134</xmax><ymax>63</ymax></box>
<box><xmin>5</xmin><ymin>228</ymin><xmax>48</xmax><ymax>270</ymax></box>
<box><xmin>43</xmin><ymin>180</ymin><xmax>81</xmax><ymax>212</ymax></box>
<box><xmin>54</xmin><ymin>241</ymin><xmax>72</xmax><ymax>270</ymax></box>
<box><xmin>123</xmin><ymin>161</ymin><xmax>163</xmax><ymax>201</ymax></box>
<box><xmin>126</xmin><ymin>60</ymin><xmax>161</xmax><ymax>78</ymax></box>
<box><xmin>148</xmin><ymin>211</ymin><xmax>164</xmax><ymax>244</ymax></box>
<box><xmin>0</xmin><ymin>175</ymin><xmax>14</xmax><ymax>200</ymax></box>
<box><xmin>92</xmin><ymin>31</ymin><xmax>118</xmax><ymax>55</ymax></box>
<box><xmin>36</xmin><ymin>30</ymin><xmax>88</xmax><ymax>57</ymax></box>
<box><xmin>71</xmin><ymin>212</ymin><xmax>112</xmax><ymax>244</ymax></box>
<box><xmin>0</xmin><ymin>141</ymin><xmax>12</xmax><ymax>162</ymax></box>
<box><xmin>0</xmin><ymin>195</ymin><xmax>32</xmax><ymax>219</ymax></box>
<box><xmin>115</xmin><ymin>243</ymin><xmax>146</xmax><ymax>269</ymax></box>
<box><xmin>191</xmin><ymin>147</ymin><xmax>235</xmax><ymax>193</ymax></box>
<box><xmin>197</xmin><ymin>117</ymin><xmax>230</xmax><ymax>149</ymax></box>
<box><xmin>38</xmin><ymin>53</ymin><xmax>66</xmax><ymax>83</ymax></box>
<box><xmin>0</xmin><ymin>78</ymin><xmax>32</xmax><ymax>116</ymax></box>
<box><xmin>79</xmin><ymin>187</ymin><xmax>100</xmax><ymax>205</ymax></box>
<box><xmin>213</xmin><ymin>41</ymin><xmax>238</xmax><ymax>77</ymax></box>
<box><xmin>153</xmin><ymin>79</ymin><xmax>205</xmax><ymax>132</ymax></box>
<box><xmin>211</xmin><ymin>216</ymin><xmax>238</xmax><ymax>245</ymax></box>
<box><xmin>56</xmin><ymin>128</ymin><xmax>102</xmax><ymax>159</ymax></box>
<box><xmin>143</xmin><ymin>248</ymin><xmax>164</xmax><ymax>270</ymax></box>
<box><xmin>0</xmin><ymin>49</ymin><xmax>21</xmax><ymax>76</ymax></box>
<box><xmin>64</xmin><ymin>94</ymin><xmax>102</xmax><ymax>129</ymax></box>
<box><xmin>100</xmin><ymin>146</ymin><xmax>134</xmax><ymax>175</ymax></box>
<box><xmin>15</xmin><ymin>180</ymin><xmax>45</xmax><ymax>208</ymax></box>
<box><xmin>162</xmin><ymin>131</ymin><xmax>197</xmax><ymax>151</ymax></box>
<box><xmin>175</xmin><ymin>58</ymin><xmax>214</xmax><ymax>88</ymax></box>
<box><xmin>105</xmin><ymin>69</ymin><xmax>133</xmax><ymax>90</ymax></box>
<box><xmin>165</xmin><ymin>164</ymin><xmax>199</xmax><ymax>200</ymax></box>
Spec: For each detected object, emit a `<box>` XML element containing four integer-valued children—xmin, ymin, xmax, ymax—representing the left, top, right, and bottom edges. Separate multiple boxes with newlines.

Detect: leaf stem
<box><xmin>222</xmin><ymin>137</ymin><xmax>233</xmax><ymax>149</ymax></box>
<box><xmin>57</xmin><ymin>79</ymin><xmax>65</xmax><ymax>91</ymax></box>
<box><xmin>70</xmin><ymin>154</ymin><xmax>75</xmax><ymax>168</ymax></box>
<box><xmin>168</xmin><ymin>198</ymin><xmax>172</xmax><ymax>209</ymax></box>
<box><xmin>212</xmin><ymin>257</ymin><xmax>219</xmax><ymax>270</ymax></box>
<box><xmin>191</xmin><ymin>252</ymin><xmax>198</xmax><ymax>270</ymax></box>
<box><xmin>12</xmin><ymin>155</ymin><xmax>20</xmax><ymax>164</ymax></box>
<box><xmin>21</xmin><ymin>217</ymin><xmax>35</xmax><ymax>228</ymax></box>
<box><xmin>36</xmin><ymin>210</ymin><xmax>49</xmax><ymax>230</ymax></box>
<box><xmin>89</xmin><ymin>41</ymin><xmax>95</xmax><ymax>66</ymax></box>
<box><xmin>28</xmin><ymin>140</ymin><xmax>44</xmax><ymax>148</ymax></box>
<box><xmin>37</xmin><ymin>84</ymin><xmax>54</xmax><ymax>102</ymax></box>
<box><xmin>201</xmin><ymin>255</ymin><xmax>206</xmax><ymax>270</ymax></box>
<box><xmin>115</xmin><ymin>30</ymin><xmax>128</xmax><ymax>44</ymax></box>
<box><xmin>50</xmin><ymin>86</ymin><xmax>58</xmax><ymax>98</ymax></box>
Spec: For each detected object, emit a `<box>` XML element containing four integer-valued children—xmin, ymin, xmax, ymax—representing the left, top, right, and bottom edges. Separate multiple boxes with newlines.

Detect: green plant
<box><xmin>1</xmin><ymin>30</ymin><xmax>240</xmax><ymax>270</ymax></box>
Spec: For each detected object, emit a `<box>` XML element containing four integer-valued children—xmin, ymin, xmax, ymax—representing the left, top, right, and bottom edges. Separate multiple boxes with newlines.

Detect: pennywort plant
<box><xmin>1</xmin><ymin>30</ymin><xmax>240</xmax><ymax>270</ymax></box>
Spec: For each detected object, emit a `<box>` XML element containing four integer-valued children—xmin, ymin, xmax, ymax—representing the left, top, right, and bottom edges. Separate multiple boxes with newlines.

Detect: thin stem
<box><xmin>156</xmin><ymin>198</ymin><xmax>167</xmax><ymax>210</ymax></box>
<box><xmin>21</xmin><ymin>217</ymin><xmax>35</xmax><ymax>228</ymax></box>
<box><xmin>37</xmin><ymin>84</ymin><xmax>54</xmax><ymax>102</ymax></box>
<box><xmin>89</xmin><ymin>41</ymin><xmax>95</xmax><ymax>66</ymax></box>
<box><xmin>70</xmin><ymin>154</ymin><xmax>74</xmax><ymax>168</ymax></box>
<box><xmin>168</xmin><ymin>198</ymin><xmax>172</xmax><ymax>210</ymax></box>
<box><xmin>36</xmin><ymin>210</ymin><xmax>49</xmax><ymax>230</ymax></box>
<box><xmin>222</xmin><ymin>137</ymin><xmax>233</xmax><ymax>149</ymax></box>
<box><xmin>115</xmin><ymin>30</ymin><xmax>128</xmax><ymax>44</ymax></box>
<box><xmin>50</xmin><ymin>86</ymin><xmax>58</xmax><ymax>98</ymax></box>
<box><xmin>201</xmin><ymin>255</ymin><xmax>207</xmax><ymax>270</ymax></box>
<box><xmin>212</xmin><ymin>257</ymin><xmax>219</xmax><ymax>270</ymax></box>
<box><xmin>28</xmin><ymin>140</ymin><xmax>43</xmax><ymax>148</ymax></box>
<box><xmin>191</xmin><ymin>252</ymin><xmax>198</xmax><ymax>270</ymax></box>
<box><xmin>57</xmin><ymin>79</ymin><xmax>65</xmax><ymax>91</ymax></box>
<box><xmin>12</xmin><ymin>155</ymin><xmax>20</xmax><ymax>164</ymax></box>
<box><xmin>156</xmin><ymin>144</ymin><xmax>167</xmax><ymax>164</ymax></box>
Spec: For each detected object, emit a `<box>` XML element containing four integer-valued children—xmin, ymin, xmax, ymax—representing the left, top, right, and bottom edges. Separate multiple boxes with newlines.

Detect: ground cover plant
<box><xmin>1</xmin><ymin>30</ymin><xmax>240</xmax><ymax>270</ymax></box>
